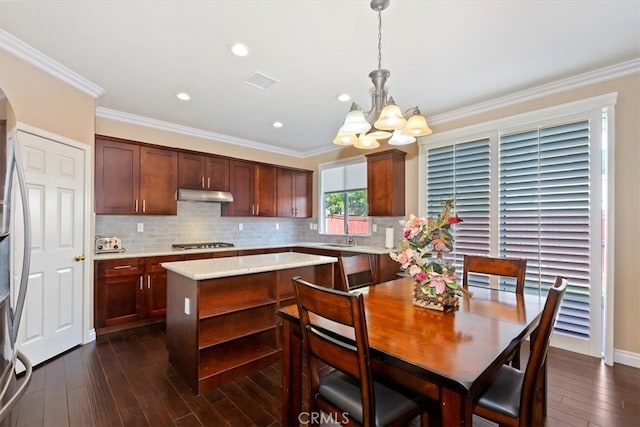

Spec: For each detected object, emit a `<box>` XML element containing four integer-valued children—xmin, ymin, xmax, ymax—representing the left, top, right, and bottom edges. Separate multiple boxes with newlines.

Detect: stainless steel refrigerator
<box><xmin>0</xmin><ymin>127</ymin><xmax>32</xmax><ymax>424</ymax></box>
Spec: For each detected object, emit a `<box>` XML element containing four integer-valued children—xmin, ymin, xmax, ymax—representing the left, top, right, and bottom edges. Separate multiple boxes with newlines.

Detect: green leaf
<box><xmin>430</xmin><ymin>262</ymin><xmax>443</xmax><ymax>274</ymax></box>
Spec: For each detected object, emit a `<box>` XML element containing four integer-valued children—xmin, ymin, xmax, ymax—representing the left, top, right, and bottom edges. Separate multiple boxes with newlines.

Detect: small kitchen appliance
<box><xmin>95</xmin><ymin>236</ymin><xmax>124</xmax><ymax>254</ymax></box>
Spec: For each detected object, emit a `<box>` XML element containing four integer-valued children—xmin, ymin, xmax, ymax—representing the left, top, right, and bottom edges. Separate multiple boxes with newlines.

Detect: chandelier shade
<box><xmin>332</xmin><ymin>130</ymin><xmax>358</xmax><ymax>146</ymax></box>
<box><xmin>354</xmin><ymin>133</ymin><xmax>380</xmax><ymax>149</ymax></box>
<box><xmin>333</xmin><ymin>0</ymin><xmax>432</xmax><ymax>150</ymax></box>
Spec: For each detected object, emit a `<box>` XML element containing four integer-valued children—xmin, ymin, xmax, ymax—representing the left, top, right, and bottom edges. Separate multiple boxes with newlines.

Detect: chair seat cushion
<box><xmin>476</xmin><ymin>365</ymin><xmax>524</xmax><ymax>418</ymax></box>
<box><xmin>318</xmin><ymin>370</ymin><xmax>422</xmax><ymax>425</ymax></box>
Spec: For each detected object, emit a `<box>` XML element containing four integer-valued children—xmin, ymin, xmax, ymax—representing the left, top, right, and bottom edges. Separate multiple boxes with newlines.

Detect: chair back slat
<box><xmin>463</xmin><ymin>255</ymin><xmax>527</xmax><ymax>294</ymax></box>
<box><xmin>339</xmin><ymin>255</ymin><xmax>375</xmax><ymax>291</ymax></box>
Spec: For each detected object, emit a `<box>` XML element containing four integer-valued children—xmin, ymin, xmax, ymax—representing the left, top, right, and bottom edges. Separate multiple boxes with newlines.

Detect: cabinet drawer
<box><xmin>96</xmin><ymin>258</ymin><xmax>144</xmax><ymax>278</ymax></box>
<box><xmin>145</xmin><ymin>255</ymin><xmax>185</xmax><ymax>273</ymax></box>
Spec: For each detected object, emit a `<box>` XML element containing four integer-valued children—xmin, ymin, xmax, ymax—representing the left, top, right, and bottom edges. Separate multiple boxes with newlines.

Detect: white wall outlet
<box><xmin>238</xmin><ymin>223</ymin><xmax>243</xmax><ymax>231</ymax></box>
<box><xmin>184</xmin><ymin>297</ymin><xmax>190</xmax><ymax>315</ymax></box>
<box><xmin>372</xmin><ymin>224</ymin><xmax>378</xmax><ymax>232</ymax></box>
<box><xmin>275</xmin><ymin>223</ymin><xmax>279</xmax><ymax>230</ymax></box>
<box><xmin>312</xmin><ymin>223</ymin><xmax>318</xmax><ymax>230</ymax></box>
<box><xmin>309</xmin><ymin>223</ymin><xmax>314</xmax><ymax>230</ymax></box>
<box><xmin>137</xmin><ymin>223</ymin><xmax>144</xmax><ymax>232</ymax></box>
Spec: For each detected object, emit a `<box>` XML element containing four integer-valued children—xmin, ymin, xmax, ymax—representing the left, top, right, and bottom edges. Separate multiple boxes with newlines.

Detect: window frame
<box><xmin>318</xmin><ymin>156</ymin><xmax>371</xmax><ymax>236</ymax></box>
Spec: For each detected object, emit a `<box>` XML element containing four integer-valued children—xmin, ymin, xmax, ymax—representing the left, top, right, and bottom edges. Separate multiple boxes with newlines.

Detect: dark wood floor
<box><xmin>11</xmin><ymin>324</ymin><xmax>640</xmax><ymax>426</ymax></box>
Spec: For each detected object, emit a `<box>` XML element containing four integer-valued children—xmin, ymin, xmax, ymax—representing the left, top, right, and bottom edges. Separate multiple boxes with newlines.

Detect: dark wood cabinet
<box><xmin>223</xmin><ymin>161</ymin><xmax>277</xmax><ymax>217</ymax></box>
<box><xmin>277</xmin><ymin>168</ymin><xmax>312</xmax><ymax>217</ymax></box>
<box><xmin>95</xmin><ymin>254</ymin><xmax>185</xmax><ymax>334</ymax></box>
<box><xmin>95</xmin><ymin>136</ymin><xmax>178</xmax><ymax>215</ymax></box>
<box><xmin>255</xmin><ymin>164</ymin><xmax>277</xmax><ymax>216</ymax></box>
<box><xmin>144</xmin><ymin>255</ymin><xmax>184</xmax><ymax>319</ymax></box>
<box><xmin>94</xmin><ymin>258</ymin><xmax>145</xmax><ymax>330</ymax></box>
<box><xmin>366</xmin><ymin>149</ymin><xmax>406</xmax><ymax>216</ymax></box>
<box><xmin>178</xmin><ymin>152</ymin><xmax>230</xmax><ymax>191</ymax></box>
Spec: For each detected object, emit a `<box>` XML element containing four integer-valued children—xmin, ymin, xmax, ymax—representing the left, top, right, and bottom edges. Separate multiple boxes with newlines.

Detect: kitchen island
<box><xmin>161</xmin><ymin>252</ymin><xmax>336</xmax><ymax>394</ymax></box>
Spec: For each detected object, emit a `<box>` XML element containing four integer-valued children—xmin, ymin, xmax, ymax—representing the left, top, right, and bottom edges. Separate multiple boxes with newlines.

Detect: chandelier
<box><xmin>333</xmin><ymin>0</ymin><xmax>432</xmax><ymax>149</ymax></box>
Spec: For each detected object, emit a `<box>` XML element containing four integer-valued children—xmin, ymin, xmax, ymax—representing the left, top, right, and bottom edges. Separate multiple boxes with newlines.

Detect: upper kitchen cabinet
<box><xmin>277</xmin><ymin>168</ymin><xmax>312</xmax><ymax>218</ymax></box>
<box><xmin>178</xmin><ymin>152</ymin><xmax>230</xmax><ymax>191</ymax></box>
<box><xmin>95</xmin><ymin>136</ymin><xmax>178</xmax><ymax>215</ymax></box>
<box><xmin>366</xmin><ymin>149</ymin><xmax>406</xmax><ymax>216</ymax></box>
<box><xmin>222</xmin><ymin>160</ymin><xmax>276</xmax><ymax>217</ymax></box>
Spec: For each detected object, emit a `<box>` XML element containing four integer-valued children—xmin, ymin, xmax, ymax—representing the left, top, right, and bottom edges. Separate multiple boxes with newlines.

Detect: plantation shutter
<box><xmin>499</xmin><ymin>120</ymin><xmax>592</xmax><ymax>340</ymax></box>
<box><xmin>426</xmin><ymin>138</ymin><xmax>491</xmax><ymax>287</ymax></box>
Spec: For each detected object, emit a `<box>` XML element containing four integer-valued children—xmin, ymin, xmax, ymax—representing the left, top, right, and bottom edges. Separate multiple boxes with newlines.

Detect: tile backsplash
<box><xmin>95</xmin><ymin>201</ymin><xmax>404</xmax><ymax>252</ymax></box>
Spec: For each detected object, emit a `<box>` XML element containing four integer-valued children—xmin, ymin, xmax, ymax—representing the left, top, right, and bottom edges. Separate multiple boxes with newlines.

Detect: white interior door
<box><xmin>12</xmin><ymin>130</ymin><xmax>85</xmax><ymax>366</ymax></box>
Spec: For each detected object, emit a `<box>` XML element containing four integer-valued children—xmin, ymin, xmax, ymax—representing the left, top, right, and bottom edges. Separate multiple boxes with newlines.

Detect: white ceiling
<box><xmin>1</xmin><ymin>1</ymin><xmax>639</xmax><ymax>157</ymax></box>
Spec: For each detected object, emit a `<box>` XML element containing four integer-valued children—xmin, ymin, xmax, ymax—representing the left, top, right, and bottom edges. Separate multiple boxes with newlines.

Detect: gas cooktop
<box><xmin>172</xmin><ymin>242</ymin><xmax>235</xmax><ymax>250</ymax></box>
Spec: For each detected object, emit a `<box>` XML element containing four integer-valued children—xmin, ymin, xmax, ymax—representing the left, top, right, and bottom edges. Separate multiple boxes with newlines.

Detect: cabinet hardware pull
<box><xmin>251</xmin><ymin>205</ymin><xmax>255</xmax><ymax>215</ymax></box>
<box><xmin>201</xmin><ymin>176</ymin><xmax>205</xmax><ymax>188</ymax></box>
<box><xmin>147</xmin><ymin>275</ymin><xmax>151</xmax><ymax>289</ymax></box>
<box><xmin>207</xmin><ymin>177</ymin><xmax>210</xmax><ymax>188</ymax></box>
<box><xmin>113</xmin><ymin>265</ymin><xmax>132</xmax><ymax>270</ymax></box>
<box><xmin>142</xmin><ymin>200</ymin><xmax>146</xmax><ymax>213</ymax></box>
<box><xmin>139</xmin><ymin>276</ymin><xmax>143</xmax><ymax>290</ymax></box>
<box><xmin>135</xmin><ymin>199</ymin><xmax>138</xmax><ymax>212</ymax></box>
<box><xmin>256</xmin><ymin>204</ymin><xmax>259</xmax><ymax>215</ymax></box>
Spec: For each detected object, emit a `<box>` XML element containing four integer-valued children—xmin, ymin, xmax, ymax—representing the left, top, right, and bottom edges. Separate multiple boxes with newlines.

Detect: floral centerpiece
<box><xmin>390</xmin><ymin>199</ymin><xmax>466</xmax><ymax>311</ymax></box>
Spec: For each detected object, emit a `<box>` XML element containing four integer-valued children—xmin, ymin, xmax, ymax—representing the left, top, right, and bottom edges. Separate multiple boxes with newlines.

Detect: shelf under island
<box><xmin>161</xmin><ymin>251</ymin><xmax>337</xmax><ymax>394</ymax></box>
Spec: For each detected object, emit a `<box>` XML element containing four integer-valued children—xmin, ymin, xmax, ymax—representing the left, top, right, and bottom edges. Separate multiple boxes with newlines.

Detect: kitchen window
<box><xmin>319</xmin><ymin>158</ymin><xmax>369</xmax><ymax>236</ymax></box>
<box><xmin>419</xmin><ymin>93</ymin><xmax>616</xmax><ymax>362</ymax></box>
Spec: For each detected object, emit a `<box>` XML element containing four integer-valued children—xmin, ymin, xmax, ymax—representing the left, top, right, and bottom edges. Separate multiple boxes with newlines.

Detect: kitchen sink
<box><xmin>323</xmin><ymin>243</ymin><xmax>358</xmax><ymax>248</ymax></box>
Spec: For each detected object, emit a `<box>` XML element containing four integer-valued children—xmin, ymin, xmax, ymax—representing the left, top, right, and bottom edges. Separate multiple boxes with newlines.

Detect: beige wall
<box><xmin>3</xmin><ymin>45</ymin><xmax>638</xmax><ymax>356</ymax></box>
<box><xmin>0</xmin><ymin>50</ymin><xmax>95</xmax><ymax>144</ymax></box>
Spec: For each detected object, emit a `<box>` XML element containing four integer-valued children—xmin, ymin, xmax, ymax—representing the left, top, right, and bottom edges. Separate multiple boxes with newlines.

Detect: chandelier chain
<box><xmin>377</xmin><ymin>10</ymin><xmax>382</xmax><ymax>70</ymax></box>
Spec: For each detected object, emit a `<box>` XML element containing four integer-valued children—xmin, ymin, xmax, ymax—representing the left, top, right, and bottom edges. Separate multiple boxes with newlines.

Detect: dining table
<box><xmin>276</xmin><ymin>277</ymin><xmax>549</xmax><ymax>426</ymax></box>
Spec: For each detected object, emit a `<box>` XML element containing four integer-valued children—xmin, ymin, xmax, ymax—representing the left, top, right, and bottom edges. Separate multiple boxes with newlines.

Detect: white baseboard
<box><xmin>84</xmin><ymin>328</ymin><xmax>96</xmax><ymax>344</ymax></box>
<box><xmin>614</xmin><ymin>349</ymin><xmax>640</xmax><ymax>368</ymax></box>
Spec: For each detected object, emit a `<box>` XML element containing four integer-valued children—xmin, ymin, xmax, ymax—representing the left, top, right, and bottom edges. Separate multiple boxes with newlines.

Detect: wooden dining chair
<box><xmin>463</xmin><ymin>254</ymin><xmax>528</xmax><ymax>368</ymax></box>
<box><xmin>473</xmin><ymin>276</ymin><xmax>567</xmax><ymax>427</ymax></box>
<box><xmin>292</xmin><ymin>276</ymin><xmax>433</xmax><ymax>426</ymax></box>
<box><xmin>338</xmin><ymin>254</ymin><xmax>375</xmax><ymax>291</ymax></box>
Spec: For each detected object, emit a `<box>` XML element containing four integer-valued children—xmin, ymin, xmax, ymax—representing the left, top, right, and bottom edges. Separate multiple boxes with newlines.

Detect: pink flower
<box><xmin>432</xmin><ymin>239</ymin><xmax>448</xmax><ymax>252</ymax></box>
<box><xmin>414</xmin><ymin>270</ymin><xmax>427</xmax><ymax>282</ymax></box>
<box><xmin>429</xmin><ymin>272</ymin><xmax>447</xmax><ymax>294</ymax></box>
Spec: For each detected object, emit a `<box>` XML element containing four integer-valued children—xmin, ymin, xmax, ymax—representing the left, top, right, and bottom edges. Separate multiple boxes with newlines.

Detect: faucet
<box><xmin>344</xmin><ymin>224</ymin><xmax>356</xmax><ymax>246</ymax></box>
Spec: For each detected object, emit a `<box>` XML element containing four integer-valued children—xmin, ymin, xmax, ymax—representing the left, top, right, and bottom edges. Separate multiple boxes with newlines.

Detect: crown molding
<box><xmin>0</xmin><ymin>29</ymin><xmax>105</xmax><ymax>98</ymax></box>
<box><xmin>95</xmin><ymin>107</ymin><xmax>320</xmax><ymax>158</ymax></box>
<box><xmin>429</xmin><ymin>58</ymin><xmax>640</xmax><ymax>125</ymax></box>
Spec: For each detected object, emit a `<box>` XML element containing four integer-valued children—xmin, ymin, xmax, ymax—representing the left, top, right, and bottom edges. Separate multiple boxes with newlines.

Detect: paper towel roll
<box><xmin>385</xmin><ymin>227</ymin><xmax>395</xmax><ymax>249</ymax></box>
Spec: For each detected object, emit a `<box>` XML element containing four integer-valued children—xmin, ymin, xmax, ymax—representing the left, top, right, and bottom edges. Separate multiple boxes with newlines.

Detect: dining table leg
<box><xmin>282</xmin><ymin>320</ymin><xmax>302</xmax><ymax>427</ymax></box>
<box><xmin>440</xmin><ymin>388</ymin><xmax>472</xmax><ymax>426</ymax></box>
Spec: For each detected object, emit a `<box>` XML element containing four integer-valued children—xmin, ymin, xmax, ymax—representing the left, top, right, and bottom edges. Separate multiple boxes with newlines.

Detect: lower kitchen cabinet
<box><xmin>94</xmin><ymin>254</ymin><xmax>184</xmax><ymax>334</ymax></box>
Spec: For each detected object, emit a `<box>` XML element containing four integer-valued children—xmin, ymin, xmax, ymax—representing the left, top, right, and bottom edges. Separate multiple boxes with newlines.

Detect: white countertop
<box><xmin>93</xmin><ymin>242</ymin><xmax>392</xmax><ymax>261</ymax></box>
<box><xmin>161</xmin><ymin>251</ymin><xmax>338</xmax><ymax>281</ymax></box>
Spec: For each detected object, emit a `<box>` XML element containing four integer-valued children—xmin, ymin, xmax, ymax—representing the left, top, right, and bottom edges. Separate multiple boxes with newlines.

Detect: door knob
<box><xmin>74</xmin><ymin>254</ymin><xmax>85</xmax><ymax>261</ymax></box>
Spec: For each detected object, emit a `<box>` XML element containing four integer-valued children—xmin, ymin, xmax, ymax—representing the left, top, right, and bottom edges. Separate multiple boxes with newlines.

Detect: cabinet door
<box><xmin>293</xmin><ymin>170</ymin><xmax>312</xmax><ymax>218</ymax></box>
<box><xmin>95</xmin><ymin>259</ymin><xmax>145</xmax><ymax>328</ymax></box>
<box><xmin>366</xmin><ymin>149</ymin><xmax>406</xmax><ymax>216</ymax></box>
<box><xmin>144</xmin><ymin>255</ymin><xmax>184</xmax><ymax>319</ymax></box>
<box><xmin>277</xmin><ymin>168</ymin><xmax>312</xmax><ymax>218</ymax></box>
<box><xmin>223</xmin><ymin>160</ymin><xmax>255</xmax><ymax>216</ymax></box>
<box><xmin>95</xmin><ymin>138</ymin><xmax>139</xmax><ymax>214</ymax></box>
<box><xmin>178</xmin><ymin>152</ymin><xmax>206</xmax><ymax>189</ymax></box>
<box><xmin>255</xmin><ymin>164</ymin><xmax>277</xmax><ymax>217</ymax></box>
<box><xmin>140</xmin><ymin>146</ymin><xmax>178</xmax><ymax>215</ymax></box>
<box><xmin>205</xmin><ymin>156</ymin><xmax>230</xmax><ymax>191</ymax></box>
<box><xmin>276</xmin><ymin>168</ymin><xmax>295</xmax><ymax>217</ymax></box>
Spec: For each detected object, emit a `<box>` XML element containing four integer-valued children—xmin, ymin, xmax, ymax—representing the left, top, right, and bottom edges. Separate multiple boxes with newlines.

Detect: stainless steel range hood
<box><xmin>177</xmin><ymin>189</ymin><xmax>234</xmax><ymax>203</ymax></box>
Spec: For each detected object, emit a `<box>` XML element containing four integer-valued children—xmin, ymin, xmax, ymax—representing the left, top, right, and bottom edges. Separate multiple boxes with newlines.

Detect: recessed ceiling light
<box><xmin>272</xmin><ymin>121</ymin><xmax>283</xmax><ymax>128</ymax></box>
<box><xmin>176</xmin><ymin>92</ymin><xmax>191</xmax><ymax>101</ymax></box>
<box><xmin>337</xmin><ymin>94</ymin><xmax>351</xmax><ymax>102</ymax></box>
<box><xmin>230</xmin><ymin>42</ymin><xmax>250</xmax><ymax>57</ymax></box>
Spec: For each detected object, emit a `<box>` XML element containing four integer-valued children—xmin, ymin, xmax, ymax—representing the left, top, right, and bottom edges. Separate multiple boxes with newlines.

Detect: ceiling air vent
<box><xmin>243</xmin><ymin>71</ymin><xmax>279</xmax><ymax>90</ymax></box>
